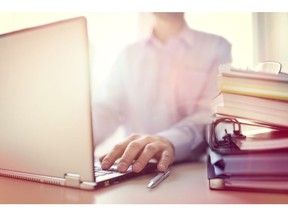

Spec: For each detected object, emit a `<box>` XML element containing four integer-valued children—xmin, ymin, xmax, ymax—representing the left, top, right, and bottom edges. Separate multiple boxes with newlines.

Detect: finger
<box><xmin>99</xmin><ymin>154</ymin><xmax>107</xmax><ymax>162</ymax></box>
<box><xmin>132</xmin><ymin>142</ymin><xmax>159</xmax><ymax>173</ymax></box>
<box><xmin>101</xmin><ymin>142</ymin><xmax>127</xmax><ymax>170</ymax></box>
<box><xmin>118</xmin><ymin>136</ymin><xmax>151</xmax><ymax>172</ymax></box>
<box><xmin>101</xmin><ymin>134</ymin><xmax>140</xmax><ymax>170</ymax></box>
<box><xmin>157</xmin><ymin>150</ymin><xmax>174</xmax><ymax>172</ymax></box>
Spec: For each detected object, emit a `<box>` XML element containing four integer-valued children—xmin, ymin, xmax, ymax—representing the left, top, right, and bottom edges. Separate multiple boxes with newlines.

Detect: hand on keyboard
<box><xmin>99</xmin><ymin>133</ymin><xmax>174</xmax><ymax>173</ymax></box>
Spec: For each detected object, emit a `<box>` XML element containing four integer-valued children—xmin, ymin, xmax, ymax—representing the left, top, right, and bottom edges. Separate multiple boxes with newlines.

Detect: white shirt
<box><xmin>92</xmin><ymin>24</ymin><xmax>232</xmax><ymax>162</ymax></box>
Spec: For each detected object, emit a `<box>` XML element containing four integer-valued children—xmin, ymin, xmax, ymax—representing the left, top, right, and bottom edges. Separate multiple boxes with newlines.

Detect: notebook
<box><xmin>0</xmin><ymin>16</ymin><xmax>157</xmax><ymax>190</ymax></box>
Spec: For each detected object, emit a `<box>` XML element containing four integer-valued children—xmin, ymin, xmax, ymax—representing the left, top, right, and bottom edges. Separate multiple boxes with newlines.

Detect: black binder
<box><xmin>206</xmin><ymin>116</ymin><xmax>288</xmax><ymax>192</ymax></box>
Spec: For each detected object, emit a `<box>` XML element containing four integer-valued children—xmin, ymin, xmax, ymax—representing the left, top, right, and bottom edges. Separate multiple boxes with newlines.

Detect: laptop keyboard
<box><xmin>93</xmin><ymin>160</ymin><xmax>157</xmax><ymax>187</ymax></box>
<box><xmin>94</xmin><ymin>162</ymin><xmax>132</xmax><ymax>177</ymax></box>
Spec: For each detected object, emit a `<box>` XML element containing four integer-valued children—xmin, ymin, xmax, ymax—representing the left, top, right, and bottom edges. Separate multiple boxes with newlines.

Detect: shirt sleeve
<box><xmin>157</xmin><ymin>38</ymin><xmax>232</xmax><ymax>162</ymax></box>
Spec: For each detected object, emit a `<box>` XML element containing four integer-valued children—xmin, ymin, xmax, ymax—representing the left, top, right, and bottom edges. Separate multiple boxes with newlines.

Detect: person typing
<box><xmin>92</xmin><ymin>12</ymin><xmax>232</xmax><ymax>173</ymax></box>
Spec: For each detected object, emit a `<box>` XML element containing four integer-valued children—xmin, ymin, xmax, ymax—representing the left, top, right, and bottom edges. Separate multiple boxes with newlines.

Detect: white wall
<box><xmin>137</xmin><ymin>12</ymin><xmax>254</xmax><ymax>68</ymax></box>
<box><xmin>185</xmin><ymin>13</ymin><xmax>254</xmax><ymax>68</ymax></box>
<box><xmin>253</xmin><ymin>12</ymin><xmax>288</xmax><ymax>72</ymax></box>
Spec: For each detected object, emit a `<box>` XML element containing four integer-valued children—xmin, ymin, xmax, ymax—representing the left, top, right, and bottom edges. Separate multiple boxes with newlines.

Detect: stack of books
<box><xmin>207</xmin><ymin>64</ymin><xmax>288</xmax><ymax>192</ymax></box>
<box><xmin>214</xmin><ymin>64</ymin><xmax>288</xmax><ymax>128</ymax></box>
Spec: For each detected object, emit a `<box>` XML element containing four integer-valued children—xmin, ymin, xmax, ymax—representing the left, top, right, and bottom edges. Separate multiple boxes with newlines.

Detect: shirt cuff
<box><xmin>157</xmin><ymin>125</ymin><xmax>203</xmax><ymax>162</ymax></box>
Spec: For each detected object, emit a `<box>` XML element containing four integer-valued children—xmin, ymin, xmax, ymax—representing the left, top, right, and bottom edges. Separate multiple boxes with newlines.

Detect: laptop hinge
<box><xmin>64</xmin><ymin>173</ymin><xmax>81</xmax><ymax>188</ymax></box>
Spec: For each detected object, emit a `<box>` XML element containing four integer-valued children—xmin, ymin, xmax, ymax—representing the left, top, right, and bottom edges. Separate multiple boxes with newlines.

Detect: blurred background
<box><xmin>1</xmin><ymin>12</ymin><xmax>287</xmax><ymax>93</ymax></box>
<box><xmin>1</xmin><ymin>12</ymin><xmax>287</xmax><ymax>156</ymax></box>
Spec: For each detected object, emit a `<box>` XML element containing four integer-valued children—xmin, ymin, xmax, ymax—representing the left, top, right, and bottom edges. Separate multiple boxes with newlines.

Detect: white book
<box><xmin>219</xmin><ymin>64</ymin><xmax>288</xmax><ymax>82</ymax></box>
<box><xmin>216</xmin><ymin>106</ymin><xmax>288</xmax><ymax>127</ymax></box>
<box><xmin>214</xmin><ymin>93</ymin><xmax>288</xmax><ymax>114</ymax></box>
<box><xmin>235</xmin><ymin>130</ymin><xmax>288</xmax><ymax>150</ymax></box>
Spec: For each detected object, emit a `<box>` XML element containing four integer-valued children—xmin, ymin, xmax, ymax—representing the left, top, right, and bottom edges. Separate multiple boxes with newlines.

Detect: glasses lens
<box><xmin>255</xmin><ymin>61</ymin><xmax>281</xmax><ymax>74</ymax></box>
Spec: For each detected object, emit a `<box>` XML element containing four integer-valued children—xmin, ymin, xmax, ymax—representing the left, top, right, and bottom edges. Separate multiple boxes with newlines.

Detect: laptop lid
<box><xmin>0</xmin><ymin>17</ymin><xmax>96</xmax><ymax>189</ymax></box>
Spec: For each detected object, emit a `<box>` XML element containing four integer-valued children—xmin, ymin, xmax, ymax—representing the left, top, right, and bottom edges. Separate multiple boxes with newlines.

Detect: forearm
<box><xmin>157</xmin><ymin>111</ymin><xmax>210</xmax><ymax>162</ymax></box>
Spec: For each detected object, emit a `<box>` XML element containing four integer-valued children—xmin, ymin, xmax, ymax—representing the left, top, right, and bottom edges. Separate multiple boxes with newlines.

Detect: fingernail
<box><xmin>132</xmin><ymin>162</ymin><xmax>142</xmax><ymax>173</ymax></box>
<box><xmin>158</xmin><ymin>164</ymin><xmax>166</xmax><ymax>172</ymax></box>
<box><xmin>101</xmin><ymin>160</ymin><xmax>110</xmax><ymax>170</ymax></box>
<box><xmin>118</xmin><ymin>162</ymin><xmax>128</xmax><ymax>173</ymax></box>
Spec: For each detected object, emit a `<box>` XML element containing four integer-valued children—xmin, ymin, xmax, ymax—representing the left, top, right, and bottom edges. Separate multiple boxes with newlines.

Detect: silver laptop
<box><xmin>0</xmin><ymin>16</ymin><xmax>156</xmax><ymax>190</ymax></box>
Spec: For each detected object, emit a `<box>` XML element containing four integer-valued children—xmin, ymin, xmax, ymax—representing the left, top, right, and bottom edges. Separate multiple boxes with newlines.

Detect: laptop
<box><xmin>0</xmin><ymin>16</ymin><xmax>157</xmax><ymax>190</ymax></box>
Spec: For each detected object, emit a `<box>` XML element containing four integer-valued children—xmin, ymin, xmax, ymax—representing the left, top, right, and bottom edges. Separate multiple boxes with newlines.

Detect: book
<box><xmin>218</xmin><ymin>75</ymin><xmax>288</xmax><ymax>101</ymax></box>
<box><xmin>219</xmin><ymin>64</ymin><xmax>288</xmax><ymax>82</ymax></box>
<box><xmin>234</xmin><ymin>130</ymin><xmax>288</xmax><ymax>150</ymax></box>
<box><xmin>215</xmin><ymin>106</ymin><xmax>288</xmax><ymax>127</ymax></box>
<box><xmin>218</xmin><ymin>64</ymin><xmax>288</xmax><ymax>100</ymax></box>
<box><xmin>213</xmin><ymin>92</ymin><xmax>288</xmax><ymax>114</ymax></box>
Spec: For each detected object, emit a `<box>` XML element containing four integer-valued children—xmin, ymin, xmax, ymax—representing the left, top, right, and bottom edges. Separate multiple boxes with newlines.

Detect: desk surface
<box><xmin>0</xmin><ymin>162</ymin><xmax>287</xmax><ymax>204</ymax></box>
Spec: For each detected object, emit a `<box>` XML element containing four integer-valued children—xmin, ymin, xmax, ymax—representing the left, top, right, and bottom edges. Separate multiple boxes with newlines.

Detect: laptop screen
<box><xmin>0</xmin><ymin>17</ymin><xmax>95</xmax><ymax>184</ymax></box>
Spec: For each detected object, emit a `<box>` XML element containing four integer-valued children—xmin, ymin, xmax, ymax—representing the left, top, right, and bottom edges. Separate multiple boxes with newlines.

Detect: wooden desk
<box><xmin>0</xmin><ymin>162</ymin><xmax>287</xmax><ymax>204</ymax></box>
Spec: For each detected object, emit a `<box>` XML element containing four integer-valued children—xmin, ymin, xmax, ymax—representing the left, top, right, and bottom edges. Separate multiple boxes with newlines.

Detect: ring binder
<box><xmin>207</xmin><ymin>115</ymin><xmax>288</xmax><ymax>155</ymax></box>
<box><xmin>207</xmin><ymin>117</ymin><xmax>246</xmax><ymax>154</ymax></box>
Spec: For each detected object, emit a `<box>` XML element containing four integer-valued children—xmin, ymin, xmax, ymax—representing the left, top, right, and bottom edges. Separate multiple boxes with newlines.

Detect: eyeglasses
<box><xmin>255</xmin><ymin>61</ymin><xmax>282</xmax><ymax>74</ymax></box>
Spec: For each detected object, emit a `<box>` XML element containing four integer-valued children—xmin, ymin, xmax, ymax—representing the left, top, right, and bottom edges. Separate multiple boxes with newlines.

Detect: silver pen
<box><xmin>147</xmin><ymin>168</ymin><xmax>171</xmax><ymax>189</ymax></box>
